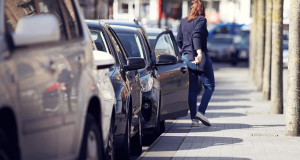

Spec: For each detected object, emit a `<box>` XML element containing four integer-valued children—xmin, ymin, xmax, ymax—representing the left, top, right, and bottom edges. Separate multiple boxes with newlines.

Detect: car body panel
<box><xmin>0</xmin><ymin>0</ymin><xmax>109</xmax><ymax>159</ymax></box>
<box><xmin>86</xmin><ymin>20</ymin><xmax>142</xmax><ymax>148</ymax></box>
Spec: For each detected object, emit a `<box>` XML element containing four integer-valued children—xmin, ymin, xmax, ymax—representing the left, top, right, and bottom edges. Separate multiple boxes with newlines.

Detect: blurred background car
<box><xmin>87</xmin><ymin>20</ymin><xmax>146</xmax><ymax>160</ymax></box>
<box><xmin>283</xmin><ymin>42</ymin><xmax>289</xmax><ymax>68</ymax></box>
<box><xmin>0</xmin><ymin>0</ymin><xmax>115</xmax><ymax>160</ymax></box>
<box><xmin>207</xmin><ymin>34</ymin><xmax>236</xmax><ymax>62</ymax></box>
<box><xmin>208</xmin><ymin>23</ymin><xmax>244</xmax><ymax>40</ymax></box>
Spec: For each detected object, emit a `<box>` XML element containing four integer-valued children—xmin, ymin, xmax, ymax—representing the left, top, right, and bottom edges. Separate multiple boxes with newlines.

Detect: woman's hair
<box><xmin>187</xmin><ymin>0</ymin><xmax>205</xmax><ymax>22</ymax></box>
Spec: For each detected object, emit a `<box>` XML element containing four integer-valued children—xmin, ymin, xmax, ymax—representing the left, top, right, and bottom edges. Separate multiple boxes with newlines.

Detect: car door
<box><xmin>4</xmin><ymin>0</ymin><xmax>69</xmax><ymax>159</ymax></box>
<box><xmin>151</xmin><ymin>31</ymin><xmax>189</xmax><ymax>121</ymax></box>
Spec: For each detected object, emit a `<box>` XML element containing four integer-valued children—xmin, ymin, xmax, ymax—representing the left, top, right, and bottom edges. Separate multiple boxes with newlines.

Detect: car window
<box><xmin>5</xmin><ymin>0</ymin><xmax>67</xmax><ymax>40</ymax></box>
<box><xmin>61</xmin><ymin>0</ymin><xmax>80</xmax><ymax>38</ymax></box>
<box><xmin>154</xmin><ymin>33</ymin><xmax>176</xmax><ymax>60</ymax></box>
<box><xmin>147</xmin><ymin>33</ymin><xmax>160</xmax><ymax>48</ymax></box>
<box><xmin>214</xmin><ymin>27</ymin><xmax>229</xmax><ymax>34</ymax></box>
<box><xmin>117</xmin><ymin>33</ymin><xmax>146</xmax><ymax>59</ymax></box>
<box><xmin>90</xmin><ymin>29</ymin><xmax>110</xmax><ymax>54</ymax></box>
<box><xmin>208</xmin><ymin>37</ymin><xmax>233</xmax><ymax>44</ymax></box>
<box><xmin>106</xmin><ymin>28</ymin><xmax>127</xmax><ymax>65</ymax></box>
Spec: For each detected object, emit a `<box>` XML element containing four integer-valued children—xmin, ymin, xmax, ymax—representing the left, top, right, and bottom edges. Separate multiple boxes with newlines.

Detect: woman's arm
<box><xmin>192</xmin><ymin>49</ymin><xmax>203</xmax><ymax>64</ymax></box>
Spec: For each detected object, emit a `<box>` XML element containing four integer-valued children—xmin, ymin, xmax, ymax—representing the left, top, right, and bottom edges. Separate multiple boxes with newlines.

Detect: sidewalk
<box><xmin>138</xmin><ymin>63</ymin><xmax>300</xmax><ymax>160</ymax></box>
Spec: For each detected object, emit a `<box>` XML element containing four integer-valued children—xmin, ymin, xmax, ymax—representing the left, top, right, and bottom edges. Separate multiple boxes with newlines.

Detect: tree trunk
<box><xmin>286</xmin><ymin>0</ymin><xmax>300</xmax><ymax>136</ymax></box>
<box><xmin>262</xmin><ymin>0</ymin><xmax>272</xmax><ymax>100</ymax></box>
<box><xmin>250</xmin><ymin>0</ymin><xmax>258</xmax><ymax>81</ymax></box>
<box><xmin>255</xmin><ymin>0</ymin><xmax>265</xmax><ymax>91</ymax></box>
<box><xmin>270</xmin><ymin>0</ymin><xmax>283</xmax><ymax>114</ymax></box>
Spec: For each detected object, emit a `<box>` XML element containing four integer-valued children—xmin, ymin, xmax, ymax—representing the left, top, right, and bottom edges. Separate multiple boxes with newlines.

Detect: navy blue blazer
<box><xmin>176</xmin><ymin>16</ymin><xmax>208</xmax><ymax>61</ymax></box>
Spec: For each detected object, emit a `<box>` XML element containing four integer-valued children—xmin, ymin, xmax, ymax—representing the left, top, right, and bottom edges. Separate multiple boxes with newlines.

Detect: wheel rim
<box><xmin>86</xmin><ymin>130</ymin><xmax>98</xmax><ymax>160</ymax></box>
<box><xmin>108</xmin><ymin>124</ymin><xmax>114</xmax><ymax>160</ymax></box>
<box><xmin>0</xmin><ymin>149</ymin><xmax>9</xmax><ymax>160</ymax></box>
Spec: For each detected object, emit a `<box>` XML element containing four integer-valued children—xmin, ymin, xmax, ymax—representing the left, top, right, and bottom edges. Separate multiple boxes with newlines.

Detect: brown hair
<box><xmin>187</xmin><ymin>0</ymin><xmax>206</xmax><ymax>22</ymax></box>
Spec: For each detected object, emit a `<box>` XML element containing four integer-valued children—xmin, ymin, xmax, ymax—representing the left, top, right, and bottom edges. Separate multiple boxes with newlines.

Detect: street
<box><xmin>132</xmin><ymin>62</ymin><xmax>300</xmax><ymax>160</ymax></box>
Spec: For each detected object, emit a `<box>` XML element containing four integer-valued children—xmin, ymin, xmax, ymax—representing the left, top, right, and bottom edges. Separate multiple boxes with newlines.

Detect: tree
<box><xmin>255</xmin><ymin>0</ymin><xmax>265</xmax><ymax>91</ymax></box>
<box><xmin>286</xmin><ymin>0</ymin><xmax>300</xmax><ymax>136</ymax></box>
<box><xmin>262</xmin><ymin>0</ymin><xmax>273</xmax><ymax>100</ymax></box>
<box><xmin>249</xmin><ymin>0</ymin><xmax>258</xmax><ymax>81</ymax></box>
<box><xmin>270</xmin><ymin>0</ymin><xmax>283</xmax><ymax>114</ymax></box>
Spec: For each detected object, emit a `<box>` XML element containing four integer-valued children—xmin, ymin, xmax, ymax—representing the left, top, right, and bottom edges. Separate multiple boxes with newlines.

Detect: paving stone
<box><xmin>138</xmin><ymin>63</ymin><xmax>300</xmax><ymax>160</ymax></box>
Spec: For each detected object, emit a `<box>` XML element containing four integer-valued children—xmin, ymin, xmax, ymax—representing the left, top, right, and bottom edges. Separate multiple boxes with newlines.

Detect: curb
<box><xmin>137</xmin><ymin>118</ymin><xmax>179</xmax><ymax>160</ymax></box>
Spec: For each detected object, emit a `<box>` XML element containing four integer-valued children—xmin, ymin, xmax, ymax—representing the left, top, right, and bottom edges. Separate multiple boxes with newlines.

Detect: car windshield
<box><xmin>283</xmin><ymin>43</ymin><xmax>288</xmax><ymax>50</ymax></box>
<box><xmin>147</xmin><ymin>33</ymin><xmax>160</xmax><ymax>48</ymax></box>
<box><xmin>117</xmin><ymin>33</ymin><xmax>145</xmax><ymax>58</ymax></box>
<box><xmin>208</xmin><ymin>37</ymin><xmax>233</xmax><ymax>44</ymax></box>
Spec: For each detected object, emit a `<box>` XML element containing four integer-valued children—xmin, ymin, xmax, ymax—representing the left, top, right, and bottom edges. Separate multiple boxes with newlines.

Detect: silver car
<box><xmin>0</xmin><ymin>0</ymin><xmax>115</xmax><ymax>159</ymax></box>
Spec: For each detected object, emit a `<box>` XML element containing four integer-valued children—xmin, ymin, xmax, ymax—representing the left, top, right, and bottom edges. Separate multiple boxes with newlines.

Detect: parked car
<box><xmin>86</xmin><ymin>20</ymin><xmax>146</xmax><ymax>159</ymax></box>
<box><xmin>231</xmin><ymin>35</ymin><xmax>250</xmax><ymax>65</ymax></box>
<box><xmin>0</xmin><ymin>0</ymin><xmax>115</xmax><ymax>160</ymax></box>
<box><xmin>208</xmin><ymin>23</ymin><xmax>244</xmax><ymax>40</ymax></box>
<box><xmin>283</xmin><ymin>42</ymin><xmax>289</xmax><ymax>68</ymax></box>
<box><xmin>106</xmin><ymin>22</ymin><xmax>189</xmax><ymax>137</ymax></box>
<box><xmin>207</xmin><ymin>34</ymin><xmax>236</xmax><ymax>62</ymax></box>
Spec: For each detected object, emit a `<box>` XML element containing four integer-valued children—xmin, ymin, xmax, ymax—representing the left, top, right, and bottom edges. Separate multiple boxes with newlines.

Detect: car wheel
<box><xmin>0</xmin><ymin>129</ymin><xmax>19</xmax><ymax>160</ymax></box>
<box><xmin>120</xmin><ymin>117</ymin><xmax>131</xmax><ymax>160</ymax></box>
<box><xmin>106</xmin><ymin>116</ymin><xmax>115</xmax><ymax>160</ymax></box>
<box><xmin>130</xmin><ymin>115</ymin><xmax>142</xmax><ymax>156</ymax></box>
<box><xmin>79</xmin><ymin>113</ymin><xmax>103</xmax><ymax>160</ymax></box>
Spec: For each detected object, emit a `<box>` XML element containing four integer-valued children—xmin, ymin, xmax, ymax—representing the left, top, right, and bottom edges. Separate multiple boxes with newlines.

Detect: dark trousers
<box><xmin>188</xmin><ymin>55</ymin><xmax>215</xmax><ymax>119</ymax></box>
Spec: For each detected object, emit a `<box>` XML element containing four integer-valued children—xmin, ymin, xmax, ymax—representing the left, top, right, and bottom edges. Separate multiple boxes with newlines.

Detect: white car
<box><xmin>0</xmin><ymin>0</ymin><xmax>115</xmax><ymax>159</ymax></box>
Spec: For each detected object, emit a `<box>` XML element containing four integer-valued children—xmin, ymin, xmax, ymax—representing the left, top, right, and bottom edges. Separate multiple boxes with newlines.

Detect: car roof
<box><xmin>101</xmin><ymin>19</ymin><xmax>143</xmax><ymax>29</ymax></box>
<box><xmin>110</xmin><ymin>25</ymin><xmax>140</xmax><ymax>34</ymax></box>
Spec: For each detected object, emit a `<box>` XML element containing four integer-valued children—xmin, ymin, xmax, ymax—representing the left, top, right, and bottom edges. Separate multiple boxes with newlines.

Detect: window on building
<box><xmin>121</xmin><ymin>3</ymin><xmax>128</xmax><ymax>13</ymax></box>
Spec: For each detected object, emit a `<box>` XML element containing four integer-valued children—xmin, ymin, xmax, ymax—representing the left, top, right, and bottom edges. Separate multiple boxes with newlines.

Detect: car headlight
<box><xmin>140</xmin><ymin>74</ymin><xmax>153</xmax><ymax>92</ymax></box>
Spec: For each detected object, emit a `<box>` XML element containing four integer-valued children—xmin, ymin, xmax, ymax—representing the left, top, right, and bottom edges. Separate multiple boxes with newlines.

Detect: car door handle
<box><xmin>180</xmin><ymin>67</ymin><xmax>187</xmax><ymax>74</ymax></box>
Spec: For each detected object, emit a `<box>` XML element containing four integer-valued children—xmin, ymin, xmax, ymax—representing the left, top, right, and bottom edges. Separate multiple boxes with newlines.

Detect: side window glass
<box><xmin>37</xmin><ymin>0</ymin><xmax>67</xmax><ymax>40</ymax></box>
<box><xmin>154</xmin><ymin>33</ymin><xmax>176</xmax><ymax>60</ymax></box>
<box><xmin>106</xmin><ymin>28</ymin><xmax>127</xmax><ymax>65</ymax></box>
<box><xmin>90</xmin><ymin>29</ymin><xmax>110</xmax><ymax>54</ymax></box>
<box><xmin>5</xmin><ymin>0</ymin><xmax>67</xmax><ymax>40</ymax></box>
<box><xmin>61</xmin><ymin>0</ymin><xmax>80</xmax><ymax>38</ymax></box>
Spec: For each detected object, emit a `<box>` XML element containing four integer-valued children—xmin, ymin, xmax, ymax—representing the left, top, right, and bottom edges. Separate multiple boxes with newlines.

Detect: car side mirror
<box><xmin>12</xmin><ymin>14</ymin><xmax>60</xmax><ymax>47</ymax></box>
<box><xmin>93</xmin><ymin>50</ymin><xmax>115</xmax><ymax>70</ymax></box>
<box><xmin>126</xmin><ymin>57</ymin><xmax>146</xmax><ymax>71</ymax></box>
<box><xmin>155</xmin><ymin>54</ymin><xmax>178</xmax><ymax>66</ymax></box>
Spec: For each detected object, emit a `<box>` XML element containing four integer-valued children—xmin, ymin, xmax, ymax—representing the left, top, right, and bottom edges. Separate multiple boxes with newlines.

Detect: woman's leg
<box><xmin>198</xmin><ymin>56</ymin><xmax>215</xmax><ymax>114</ymax></box>
<box><xmin>188</xmin><ymin>69</ymin><xmax>199</xmax><ymax>119</ymax></box>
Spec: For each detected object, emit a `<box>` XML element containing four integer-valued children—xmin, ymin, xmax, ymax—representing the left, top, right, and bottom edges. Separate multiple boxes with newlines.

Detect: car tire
<box><xmin>152</xmin><ymin>96</ymin><xmax>165</xmax><ymax>139</ymax></box>
<box><xmin>130</xmin><ymin>115</ymin><xmax>142</xmax><ymax>156</ymax></box>
<box><xmin>106</xmin><ymin>116</ymin><xmax>115</xmax><ymax>160</ymax></box>
<box><xmin>0</xmin><ymin>129</ymin><xmax>19</xmax><ymax>160</ymax></box>
<box><xmin>79</xmin><ymin>113</ymin><xmax>104</xmax><ymax>160</ymax></box>
<box><xmin>120</xmin><ymin>117</ymin><xmax>131</xmax><ymax>160</ymax></box>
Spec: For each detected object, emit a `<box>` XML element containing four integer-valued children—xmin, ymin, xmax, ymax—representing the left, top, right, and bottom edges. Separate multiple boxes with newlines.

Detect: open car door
<box><xmin>151</xmin><ymin>30</ymin><xmax>189</xmax><ymax>121</ymax></box>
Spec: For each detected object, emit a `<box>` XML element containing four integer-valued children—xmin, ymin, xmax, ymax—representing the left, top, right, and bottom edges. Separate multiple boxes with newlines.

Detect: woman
<box><xmin>177</xmin><ymin>0</ymin><xmax>215</xmax><ymax>127</ymax></box>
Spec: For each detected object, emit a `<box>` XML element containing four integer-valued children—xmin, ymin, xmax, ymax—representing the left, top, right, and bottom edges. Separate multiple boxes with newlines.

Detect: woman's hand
<box><xmin>192</xmin><ymin>49</ymin><xmax>202</xmax><ymax>64</ymax></box>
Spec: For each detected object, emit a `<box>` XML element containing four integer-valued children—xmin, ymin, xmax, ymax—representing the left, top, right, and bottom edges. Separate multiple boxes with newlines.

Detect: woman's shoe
<box><xmin>195</xmin><ymin>112</ymin><xmax>211</xmax><ymax>126</ymax></box>
<box><xmin>192</xmin><ymin>119</ymin><xmax>200</xmax><ymax>127</ymax></box>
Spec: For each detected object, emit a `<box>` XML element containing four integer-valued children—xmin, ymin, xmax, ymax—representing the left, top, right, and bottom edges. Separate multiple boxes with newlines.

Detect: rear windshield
<box><xmin>116</xmin><ymin>32</ymin><xmax>145</xmax><ymax>59</ymax></box>
<box><xmin>208</xmin><ymin>37</ymin><xmax>233</xmax><ymax>44</ymax></box>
